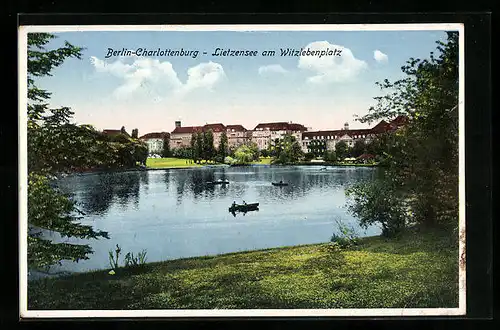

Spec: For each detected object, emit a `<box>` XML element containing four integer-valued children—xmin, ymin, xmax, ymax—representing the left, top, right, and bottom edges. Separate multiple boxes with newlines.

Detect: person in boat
<box><xmin>243</xmin><ymin>200</ymin><xmax>247</xmax><ymax>206</ymax></box>
<box><xmin>232</xmin><ymin>201</ymin><xmax>236</xmax><ymax>207</ymax></box>
<box><xmin>279</xmin><ymin>180</ymin><xmax>283</xmax><ymax>184</ymax></box>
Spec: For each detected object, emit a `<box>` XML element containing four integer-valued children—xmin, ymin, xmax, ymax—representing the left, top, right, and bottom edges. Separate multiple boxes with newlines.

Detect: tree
<box><xmin>217</xmin><ymin>131</ymin><xmax>229</xmax><ymax>162</ymax></box>
<box><xmin>351</xmin><ymin>140</ymin><xmax>366</xmax><ymax>158</ymax></box>
<box><xmin>131</xmin><ymin>128</ymin><xmax>138</xmax><ymax>139</ymax></box>
<box><xmin>195</xmin><ymin>131</ymin><xmax>203</xmax><ymax>163</ymax></box>
<box><xmin>233</xmin><ymin>144</ymin><xmax>258</xmax><ymax>164</ymax></box>
<box><xmin>335</xmin><ymin>141</ymin><xmax>350</xmax><ymax>160</ymax></box>
<box><xmin>27</xmin><ymin>33</ymin><xmax>109</xmax><ymax>269</ymax></box>
<box><xmin>202</xmin><ymin>129</ymin><xmax>215</xmax><ymax>162</ymax></box>
<box><xmin>348</xmin><ymin>31</ymin><xmax>459</xmax><ymax>232</ymax></box>
<box><xmin>162</xmin><ymin>134</ymin><xmax>171</xmax><ymax>158</ymax></box>
<box><xmin>271</xmin><ymin>134</ymin><xmax>303</xmax><ymax>164</ymax></box>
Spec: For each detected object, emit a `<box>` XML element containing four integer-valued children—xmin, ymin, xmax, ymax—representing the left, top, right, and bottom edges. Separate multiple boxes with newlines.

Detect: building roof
<box><xmin>102</xmin><ymin>129</ymin><xmax>130</xmax><ymax>136</ymax></box>
<box><xmin>203</xmin><ymin>123</ymin><xmax>226</xmax><ymax>132</ymax></box>
<box><xmin>139</xmin><ymin>132</ymin><xmax>170</xmax><ymax>140</ymax></box>
<box><xmin>226</xmin><ymin>124</ymin><xmax>247</xmax><ymax>132</ymax></box>
<box><xmin>253</xmin><ymin>122</ymin><xmax>307</xmax><ymax>131</ymax></box>
<box><xmin>171</xmin><ymin>126</ymin><xmax>203</xmax><ymax>134</ymax></box>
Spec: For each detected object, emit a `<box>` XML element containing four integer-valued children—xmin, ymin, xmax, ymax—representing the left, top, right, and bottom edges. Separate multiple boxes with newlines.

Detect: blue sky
<box><xmin>32</xmin><ymin>29</ymin><xmax>451</xmax><ymax>134</ymax></box>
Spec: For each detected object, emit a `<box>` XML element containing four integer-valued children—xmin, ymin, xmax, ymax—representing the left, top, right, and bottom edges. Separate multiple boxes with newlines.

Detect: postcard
<box><xmin>18</xmin><ymin>23</ymin><xmax>465</xmax><ymax>318</ymax></box>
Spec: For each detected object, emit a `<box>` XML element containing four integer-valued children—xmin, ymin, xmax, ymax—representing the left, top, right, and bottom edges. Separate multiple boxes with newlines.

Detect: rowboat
<box><xmin>229</xmin><ymin>203</ymin><xmax>259</xmax><ymax>213</ymax></box>
<box><xmin>272</xmin><ymin>182</ymin><xmax>289</xmax><ymax>186</ymax></box>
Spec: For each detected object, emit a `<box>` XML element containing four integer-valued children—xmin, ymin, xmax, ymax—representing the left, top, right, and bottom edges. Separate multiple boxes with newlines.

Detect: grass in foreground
<box><xmin>146</xmin><ymin>158</ymin><xmax>202</xmax><ymax>168</ymax></box>
<box><xmin>28</xmin><ymin>228</ymin><xmax>458</xmax><ymax>310</ymax></box>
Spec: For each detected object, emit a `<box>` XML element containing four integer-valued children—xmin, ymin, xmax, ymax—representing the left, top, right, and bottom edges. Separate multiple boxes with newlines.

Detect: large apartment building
<box><xmin>301</xmin><ymin>116</ymin><xmax>408</xmax><ymax>154</ymax></box>
<box><xmin>251</xmin><ymin>122</ymin><xmax>307</xmax><ymax>150</ymax></box>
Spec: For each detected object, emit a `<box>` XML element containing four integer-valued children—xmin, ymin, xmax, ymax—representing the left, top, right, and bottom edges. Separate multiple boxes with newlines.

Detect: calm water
<box><xmin>44</xmin><ymin>165</ymin><xmax>381</xmax><ymax>274</ymax></box>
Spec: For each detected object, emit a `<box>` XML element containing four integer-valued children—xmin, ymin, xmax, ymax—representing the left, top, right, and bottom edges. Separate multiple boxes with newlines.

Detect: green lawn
<box><xmin>146</xmin><ymin>158</ymin><xmax>202</xmax><ymax>168</ymax></box>
<box><xmin>252</xmin><ymin>157</ymin><xmax>273</xmax><ymax>165</ymax></box>
<box><xmin>28</xmin><ymin>228</ymin><xmax>458</xmax><ymax>310</ymax></box>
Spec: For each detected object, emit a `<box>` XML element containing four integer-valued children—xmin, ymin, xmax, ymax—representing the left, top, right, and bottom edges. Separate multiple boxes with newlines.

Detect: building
<box><xmin>225</xmin><ymin>124</ymin><xmax>250</xmax><ymax>149</ymax></box>
<box><xmin>252</xmin><ymin>122</ymin><xmax>308</xmax><ymax>150</ymax></box>
<box><xmin>302</xmin><ymin>116</ymin><xmax>408</xmax><ymax>154</ymax></box>
<box><xmin>102</xmin><ymin>128</ymin><xmax>130</xmax><ymax>137</ymax></box>
<box><xmin>169</xmin><ymin>124</ymin><xmax>202</xmax><ymax>149</ymax></box>
<box><xmin>139</xmin><ymin>132</ymin><xmax>170</xmax><ymax>155</ymax></box>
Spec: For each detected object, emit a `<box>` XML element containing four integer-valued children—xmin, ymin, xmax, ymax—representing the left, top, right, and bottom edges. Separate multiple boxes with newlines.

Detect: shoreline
<box><xmin>58</xmin><ymin>160</ymin><xmax>379</xmax><ymax>176</ymax></box>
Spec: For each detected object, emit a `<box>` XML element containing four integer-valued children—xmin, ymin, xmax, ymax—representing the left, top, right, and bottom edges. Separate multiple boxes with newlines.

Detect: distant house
<box><xmin>225</xmin><ymin>124</ymin><xmax>250</xmax><ymax>149</ymax></box>
<box><xmin>301</xmin><ymin>116</ymin><xmax>408</xmax><ymax>153</ymax></box>
<box><xmin>252</xmin><ymin>122</ymin><xmax>307</xmax><ymax>150</ymax></box>
<box><xmin>139</xmin><ymin>132</ymin><xmax>170</xmax><ymax>155</ymax></box>
<box><xmin>356</xmin><ymin>153</ymin><xmax>376</xmax><ymax>164</ymax></box>
<box><xmin>169</xmin><ymin>124</ymin><xmax>203</xmax><ymax>149</ymax></box>
<box><xmin>170</xmin><ymin>122</ymin><xmax>249</xmax><ymax>150</ymax></box>
<box><xmin>102</xmin><ymin>127</ymin><xmax>131</xmax><ymax>137</ymax></box>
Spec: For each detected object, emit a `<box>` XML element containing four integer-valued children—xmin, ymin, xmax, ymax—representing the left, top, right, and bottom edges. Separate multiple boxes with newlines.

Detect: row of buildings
<box><xmin>127</xmin><ymin>116</ymin><xmax>408</xmax><ymax>156</ymax></box>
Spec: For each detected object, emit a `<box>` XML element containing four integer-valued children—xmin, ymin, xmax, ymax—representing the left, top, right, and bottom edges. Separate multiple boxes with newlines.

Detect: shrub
<box><xmin>330</xmin><ymin>219</ymin><xmax>360</xmax><ymax>248</ymax></box>
<box><xmin>346</xmin><ymin>179</ymin><xmax>407</xmax><ymax>237</ymax></box>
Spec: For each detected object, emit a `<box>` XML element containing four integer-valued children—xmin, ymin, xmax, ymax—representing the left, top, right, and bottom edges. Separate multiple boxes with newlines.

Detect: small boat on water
<box><xmin>229</xmin><ymin>202</ymin><xmax>259</xmax><ymax>213</ymax></box>
<box><xmin>272</xmin><ymin>182</ymin><xmax>289</xmax><ymax>186</ymax></box>
<box><xmin>207</xmin><ymin>179</ymin><xmax>230</xmax><ymax>185</ymax></box>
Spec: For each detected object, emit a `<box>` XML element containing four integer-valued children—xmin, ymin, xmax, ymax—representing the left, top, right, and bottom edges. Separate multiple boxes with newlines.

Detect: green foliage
<box><xmin>303</xmin><ymin>152</ymin><xmax>315</xmax><ymax>161</ymax></box>
<box><xmin>124</xmin><ymin>250</ymin><xmax>148</xmax><ymax>268</ymax></box>
<box><xmin>171</xmin><ymin>146</ymin><xmax>193</xmax><ymax>159</ymax></box>
<box><xmin>162</xmin><ymin>136</ymin><xmax>171</xmax><ymax>157</ymax></box>
<box><xmin>233</xmin><ymin>143</ymin><xmax>259</xmax><ymax>164</ymax></box>
<box><xmin>202</xmin><ymin>129</ymin><xmax>215</xmax><ymax>161</ymax></box>
<box><xmin>216</xmin><ymin>131</ymin><xmax>229</xmax><ymax>162</ymax></box>
<box><xmin>270</xmin><ymin>134</ymin><xmax>304</xmax><ymax>164</ymax></box>
<box><xmin>323</xmin><ymin>150</ymin><xmax>337</xmax><ymax>162</ymax></box>
<box><xmin>349</xmin><ymin>31</ymin><xmax>459</xmax><ymax>231</ymax></box>
<box><xmin>330</xmin><ymin>219</ymin><xmax>360</xmax><ymax>248</ymax></box>
<box><xmin>108</xmin><ymin>244</ymin><xmax>122</xmax><ymax>270</ymax></box>
<box><xmin>351</xmin><ymin>140</ymin><xmax>367</xmax><ymax>158</ymax></box>
<box><xmin>346</xmin><ymin>179</ymin><xmax>408</xmax><ymax>237</ymax></box>
<box><xmin>28</xmin><ymin>173</ymin><xmax>109</xmax><ymax>269</ymax></box>
<box><xmin>334</xmin><ymin>140</ymin><xmax>350</xmax><ymax>160</ymax></box>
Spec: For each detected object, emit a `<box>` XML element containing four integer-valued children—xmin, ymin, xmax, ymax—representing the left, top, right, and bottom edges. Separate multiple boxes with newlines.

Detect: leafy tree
<box><xmin>131</xmin><ymin>128</ymin><xmax>138</xmax><ymax>139</ymax></box>
<box><xmin>27</xmin><ymin>33</ymin><xmax>109</xmax><ymax>269</ymax></box>
<box><xmin>324</xmin><ymin>150</ymin><xmax>337</xmax><ymax>162</ymax></box>
<box><xmin>348</xmin><ymin>31</ymin><xmax>459</xmax><ymax>232</ymax></box>
<box><xmin>162</xmin><ymin>135</ymin><xmax>171</xmax><ymax>158</ymax></box>
<box><xmin>233</xmin><ymin>144</ymin><xmax>258</xmax><ymax>164</ymax></box>
<box><xmin>271</xmin><ymin>134</ymin><xmax>303</xmax><ymax>164</ymax></box>
<box><xmin>334</xmin><ymin>140</ymin><xmax>350</xmax><ymax>160</ymax></box>
<box><xmin>203</xmin><ymin>129</ymin><xmax>215</xmax><ymax>162</ymax></box>
<box><xmin>351</xmin><ymin>140</ymin><xmax>367</xmax><ymax>158</ymax></box>
<box><xmin>217</xmin><ymin>131</ymin><xmax>229</xmax><ymax>162</ymax></box>
<box><xmin>195</xmin><ymin>131</ymin><xmax>203</xmax><ymax>163</ymax></box>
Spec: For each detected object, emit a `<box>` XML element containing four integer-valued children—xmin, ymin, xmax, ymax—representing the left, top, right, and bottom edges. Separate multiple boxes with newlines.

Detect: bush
<box><xmin>345</xmin><ymin>179</ymin><xmax>407</xmax><ymax>237</ymax></box>
<box><xmin>330</xmin><ymin>219</ymin><xmax>360</xmax><ymax>248</ymax></box>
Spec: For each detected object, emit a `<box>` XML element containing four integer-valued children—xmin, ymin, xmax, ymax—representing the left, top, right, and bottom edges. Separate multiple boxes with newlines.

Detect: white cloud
<box><xmin>373</xmin><ymin>50</ymin><xmax>388</xmax><ymax>63</ymax></box>
<box><xmin>258</xmin><ymin>64</ymin><xmax>288</xmax><ymax>75</ymax></box>
<box><xmin>297</xmin><ymin>41</ymin><xmax>367</xmax><ymax>84</ymax></box>
<box><xmin>90</xmin><ymin>56</ymin><xmax>224</xmax><ymax>99</ymax></box>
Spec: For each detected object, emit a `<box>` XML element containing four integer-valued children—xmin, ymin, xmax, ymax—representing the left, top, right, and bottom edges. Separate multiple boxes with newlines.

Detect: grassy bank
<box><xmin>28</xmin><ymin>229</ymin><xmax>458</xmax><ymax>310</ymax></box>
<box><xmin>146</xmin><ymin>158</ymin><xmax>202</xmax><ymax>168</ymax></box>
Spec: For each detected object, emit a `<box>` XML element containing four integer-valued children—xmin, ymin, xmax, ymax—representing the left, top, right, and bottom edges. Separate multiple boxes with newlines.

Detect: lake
<box><xmin>41</xmin><ymin>165</ymin><xmax>381</xmax><ymax>274</ymax></box>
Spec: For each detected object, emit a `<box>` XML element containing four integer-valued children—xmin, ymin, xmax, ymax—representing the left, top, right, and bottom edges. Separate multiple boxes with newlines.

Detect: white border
<box><xmin>18</xmin><ymin>23</ymin><xmax>466</xmax><ymax>318</ymax></box>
